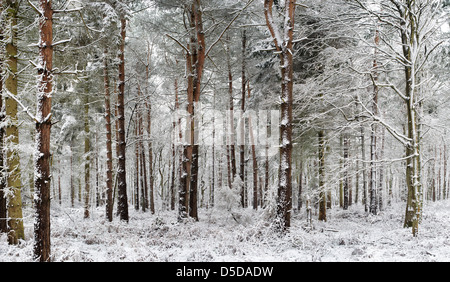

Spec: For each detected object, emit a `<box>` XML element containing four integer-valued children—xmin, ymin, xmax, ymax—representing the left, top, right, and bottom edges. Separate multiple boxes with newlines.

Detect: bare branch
<box><xmin>165</xmin><ymin>33</ymin><xmax>191</xmax><ymax>55</ymax></box>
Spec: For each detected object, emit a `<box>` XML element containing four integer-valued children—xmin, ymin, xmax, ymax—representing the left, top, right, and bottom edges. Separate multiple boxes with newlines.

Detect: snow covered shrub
<box><xmin>215</xmin><ymin>184</ymin><xmax>240</xmax><ymax>212</ymax></box>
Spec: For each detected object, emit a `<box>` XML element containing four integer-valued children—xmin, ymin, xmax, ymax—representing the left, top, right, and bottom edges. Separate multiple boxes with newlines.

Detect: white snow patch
<box><xmin>2</xmin><ymin>200</ymin><xmax>450</xmax><ymax>262</ymax></box>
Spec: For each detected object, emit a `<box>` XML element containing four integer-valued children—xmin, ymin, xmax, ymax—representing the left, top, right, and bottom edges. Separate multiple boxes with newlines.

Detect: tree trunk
<box><xmin>369</xmin><ymin>30</ymin><xmax>380</xmax><ymax>215</ymax></box>
<box><xmin>179</xmin><ymin>0</ymin><xmax>205</xmax><ymax>221</ymax></box>
<box><xmin>265</xmin><ymin>0</ymin><xmax>296</xmax><ymax>230</ymax></box>
<box><xmin>147</xmin><ymin>102</ymin><xmax>155</xmax><ymax>214</ymax></box>
<box><xmin>117</xmin><ymin>17</ymin><xmax>129</xmax><ymax>222</ymax></box>
<box><xmin>400</xmin><ymin>3</ymin><xmax>422</xmax><ymax>236</ymax></box>
<box><xmin>249</xmin><ymin>115</ymin><xmax>258</xmax><ymax>210</ymax></box>
<box><xmin>226</xmin><ymin>37</ymin><xmax>237</xmax><ymax>185</ymax></box>
<box><xmin>239</xmin><ymin>30</ymin><xmax>247</xmax><ymax>208</ymax></box>
<box><xmin>361</xmin><ymin>124</ymin><xmax>368</xmax><ymax>212</ymax></box>
<box><xmin>5</xmin><ymin>0</ymin><xmax>24</xmax><ymax>245</ymax></box>
<box><xmin>33</xmin><ymin>0</ymin><xmax>53</xmax><ymax>261</ymax></box>
<box><xmin>179</xmin><ymin>49</ymin><xmax>193</xmax><ymax>220</ymax></box>
<box><xmin>378</xmin><ymin>127</ymin><xmax>386</xmax><ymax>211</ymax></box>
<box><xmin>343</xmin><ymin>133</ymin><xmax>349</xmax><ymax>210</ymax></box>
<box><xmin>318</xmin><ymin>130</ymin><xmax>326</xmax><ymax>222</ymax></box>
<box><xmin>70</xmin><ymin>146</ymin><xmax>74</xmax><ymax>208</ymax></box>
<box><xmin>210</xmin><ymin>91</ymin><xmax>216</xmax><ymax>207</ymax></box>
<box><xmin>0</xmin><ymin>0</ymin><xmax>7</xmax><ymax>233</ymax></box>
<box><xmin>84</xmin><ymin>92</ymin><xmax>90</xmax><ymax>219</ymax></box>
<box><xmin>134</xmin><ymin>120</ymin><xmax>140</xmax><ymax>211</ymax></box>
<box><xmin>103</xmin><ymin>47</ymin><xmax>114</xmax><ymax>222</ymax></box>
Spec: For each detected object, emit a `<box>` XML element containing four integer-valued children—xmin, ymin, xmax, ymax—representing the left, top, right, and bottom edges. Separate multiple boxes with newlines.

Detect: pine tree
<box><xmin>4</xmin><ymin>0</ymin><xmax>24</xmax><ymax>245</ymax></box>
<box><xmin>33</xmin><ymin>0</ymin><xmax>54</xmax><ymax>262</ymax></box>
<box><xmin>116</xmin><ymin>2</ymin><xmax>129</xmax><ymax>222</ymax></box>
<box><xmin>0</xmin><ymin>0</ymin><xmax>7</xmax><ymax>234</ymax></box>
<box><xmin>264</xmin><ymin>0</ymin><xmax>296</xmax><ymax>231</ymax></box>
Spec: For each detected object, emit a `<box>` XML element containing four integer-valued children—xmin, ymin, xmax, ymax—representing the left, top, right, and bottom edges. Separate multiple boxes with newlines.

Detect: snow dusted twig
<box><xmin>205</xmin><ymin>0</ymin><xmax>256</xmax><ymax>57</ymax></box>
<box><xmin>52</xmin><ymin>38</ymin><xmax>72</xmax><ymax>47</ymax></box>
<box><xmin>357</xmin><ymin>98</ymin><xmax>412</xmax><ymax>147</ymax></box>
<box><xmin>2</xmin><ymin>89</ymin><xmax>37</xmax><ymax>122</ymax></box>
<box><xmin>53</xmin><ymin>7</ymin><xmax>83</xmax><ymax>14</ymax></box>
<box><xmin>26</xmin><ymin>0</ymin><xmax>43</xmax><ymax>16</ymax></box>
<box><xmin>165</xmin><ymin>34</ymin><xmax>191</xmax><ymax>55</ymax></box>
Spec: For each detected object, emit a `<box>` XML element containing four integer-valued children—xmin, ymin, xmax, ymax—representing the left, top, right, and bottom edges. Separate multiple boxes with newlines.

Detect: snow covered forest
<box><xmin>1</xmin><ymin>0</ymin><xmax>450</xmax><ymax>262</ymax></box>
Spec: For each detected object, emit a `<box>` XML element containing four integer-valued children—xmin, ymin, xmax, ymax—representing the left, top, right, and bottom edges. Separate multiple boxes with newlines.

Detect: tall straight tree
<box><xmin>4</xmin><ymin>0</ymin><xmax>24</xmax><ymax>245</ymax></box>
<box><xmin>116</xmin><ymin>1</ymin><xmax>129</xmax><ymax>222</ymax></box>
<box><xmin>264</xmin><ymin>0</ymin><xmax>296</xmax><ymax>231</ymax></box>
<box><xmin>83</xmin><ymin>90</ymin><xmax>90</xmax><ymax>219</ymax></box>
<box><xmin>178</xmin><ymin>0</ymin><xmax>206</xmax><ymax>221</ymax></box>
<box><xmin>103</xmin><ymin>46</ymin><xmax>114</xmax><ymax>222</ymax></box>
<box><xmin>33</xmin><ymin>0</ymin><xmax>53</xmax><ymax>262</ymax></box>
<box><xmin>0</xmin><ymin>0</ymin><xmax>7</xmax><ymax>234</ymax></box>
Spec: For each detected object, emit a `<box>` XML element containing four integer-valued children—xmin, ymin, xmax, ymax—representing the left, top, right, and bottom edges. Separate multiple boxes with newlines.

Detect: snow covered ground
<box><xmin>1</xmin><ymin>199</ymin><xmax>450</xmax><ymax>262</ymax></box>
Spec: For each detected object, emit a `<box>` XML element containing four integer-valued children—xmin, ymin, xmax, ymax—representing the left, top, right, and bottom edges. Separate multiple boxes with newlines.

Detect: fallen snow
<box><xmin>1</xmin><ymin>200</ymin><xmax>450</xmax><ymax>262</ymax></box>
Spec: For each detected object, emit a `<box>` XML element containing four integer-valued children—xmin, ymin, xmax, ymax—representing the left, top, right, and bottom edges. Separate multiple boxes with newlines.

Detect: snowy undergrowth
<box><xmin>1</xmin><ymin>200</ymin><xmax>450</xmax><ymax>262</ymax></box>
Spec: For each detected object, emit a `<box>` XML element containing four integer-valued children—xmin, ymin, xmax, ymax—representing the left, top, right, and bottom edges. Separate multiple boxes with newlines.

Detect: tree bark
<box><xmin>369</xmin><ymin>29</ymin><xmax>380</xmax><ymax>216</ymax></box>
<box><xmin>239</xmin><ymin>30</ymin><xmax>247</xmax><ymax>208</ymax></box>
<box><xmin>343</xmin><ymin>133</ymin><xmax>349</xmax><ymax>210</ymax></box>
<box><xmin>249</xmin><ymin>115</ymin><xmax>258</xmax><ymax>210</ymax></box>
<box><xmin>0</xmin><ymin>0</ymin><xmax>7</xmax><ymax>234</ymax></box>
<box><xmin>117</xmin><ymin>17</ymin><xmax>129</xmax><ymax>222</ymax></box>
<box><xmin>265</xmin><ymin>0</ymin><xmax>296</xmax><ymax>230</ymax></box>
<box><xmin>134</xmin><ymin>119</ymin><xmax>140</xmax><ymax>210</ymax></box>
<box><xmin>318</xmin><ymin>130</ymin><xmax>326</xmax><ymax>222</ymax></box>
<box><xmin>147</xmin><ymin>102</ymin><xmax>155</xmax><ymax>214</ymax></box>
<box><xmin>33</xmin><ymin>0</ymin><xmax>53</xmax><ymax>261</ymax></box>
<box><xmin>5</xmin><ymin>0</ymin><xmax>24</xmax><ymax>245</ymax></box>
<box><xmin>84</xmin><ymin>92</ymin><xmax>90</xmax><ymax>219</ymax></box>
<box><xmin>103</xmin><ymin>47</ymin><xmax>114</xmax><ymax>222</ymax></box>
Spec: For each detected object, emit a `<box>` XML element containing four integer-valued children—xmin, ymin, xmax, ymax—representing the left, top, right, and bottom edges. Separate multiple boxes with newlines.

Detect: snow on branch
<box><xmin>165</xmin><ymin>34</ymin><xmax>191</xmax><ymax>55</ymax></box>
<box><xmin>205</xmin><ymin>0</ymin><xmax>256</xmax><ymax>57</ymax></box>
<box><xmin>52</xmin><ymin>38</ymin><xmax>72</xmax><ymax>47</ymax></box>
<box><xmin>26</xmin><ymin>0</ymin><xmax>43</xmax><ymax>16</ymax></box>
<box><xmin>53</xmin><ymin>7</ymin><xmax>83</xmax><ymax>14</ymax></box>
<box><xmin>357</xmin><ymin>98</ymin><xmax>412</xmax><ymax>147</ymax></box>
<box><xmin>2</xmin><ymin>89</ymin><xmax>37</xmax><ymax>122</ymax></box>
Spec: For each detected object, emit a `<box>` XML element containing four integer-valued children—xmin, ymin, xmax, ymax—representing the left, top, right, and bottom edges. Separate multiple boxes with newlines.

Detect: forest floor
<box><xmin>1</xmin><ymin>199</ymin><xmax>450</xmax><ymax>262</ymax></box>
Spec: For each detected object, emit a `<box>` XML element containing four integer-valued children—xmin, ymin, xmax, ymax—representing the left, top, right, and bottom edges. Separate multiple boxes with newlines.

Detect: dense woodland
<box><xmin>0</xmin><ymin>0</ymin><xmax>450</xmax><ymax>262</ymax></box>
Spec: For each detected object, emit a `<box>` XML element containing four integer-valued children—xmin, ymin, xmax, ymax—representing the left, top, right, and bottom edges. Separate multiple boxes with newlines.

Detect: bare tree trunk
<box><xmin>369</xmin><ymin>29</ymin><xmax>380</xmax><ymax>216</ymax></box>
<box><xmin>378</xmin><ymin>127</ymin><xmax>386</xmax><ymax>211</ymax></box>
<box><xmin>0</xmin><ymin>0</ymin><xmax>7</xmax><ymax>233</ymax></box>
<box><xmin>211</xmin><ymin>91</ymin><xmax>216</xmax><ymax>207</ymax></box>
<box><xmin>140</xmin><ymin>136</ymin><xmax>148</xmax><ymax>212</ymax></box>
<box><xmin>117</xmin><ymin>16</ymin><xmax>129</xmax><ymax>222</ymax></box>
<box><xmin>5</xmin><ymin>0</ymin><xmax>24</xmax><ymax>245</ymax></box>
<box><xmin>187</xmin><ymin>0</ymin><xmax>205</xmax><ymax>221</ymax></box>
<box><xmin>318</xmin><ymin>130</ymin><xmax>326</xmax><ymax>222</ymax></box>
<box><xmin>70</xmin><ymin>146</ymin><xmax>74</xmax><ymax>208</ymax></box>
<box><xmin>361</xmin><ymin>124</ymin><xmax>368</xmax><ymax>212</ymax></box>
<box><xmin>264</xmin><ymin>0</ymin><xmax>296</xmax><ymax>231</ymax></box>
<box><xmin>226</xmin><ymin>37</ymin><xmax>237</xmax><ymax>184</ymax></box>
<box><xmin>249</xmin><ymin>115</ymin><xmax>258</xmax><ymax>210</ymax></box>
<box><xmin>343</xmin><ymin>133</ymin><xmax>349</xmax><ymax>210</ymax></box>
<box><xmin>179</xmin><ymin>49</ymin><xmax>193</xmax><ymax>220</ymax></box>
<box><xmin>134</xmin><ymin>120</ymin><xmax>140</xmax><ymax>210</ymax></box>
<box><xmin>239</xmin><ymin>30</ymin><xmax>247</xmax><ymax>208</ymax></box>
<box><xmin>84</xmin><ymin>92</ymin><xmax>90</xmax><ymax>219</ymax></box>
<box><xmin>444</xmin><ymin>144</ymin><xmax>448</xmax><ymax>199</ymax></box>
<box><xmin>147</xmin><ymin>102</ymin><xmax>155</xmax><ymax>214</ymax></box>
<box><xmin>103</xmin><ymin>47</ymin><xmax>114</xmax><ymax>222</ymax></box>
<box><xmin>33</xmin><ymin>0</ymin><xmax>53</xmax><ymax>261</ymax></box>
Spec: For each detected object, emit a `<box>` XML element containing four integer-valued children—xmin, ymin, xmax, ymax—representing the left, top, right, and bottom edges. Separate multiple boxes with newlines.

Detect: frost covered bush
<box><xmin>215</xmin><ymin>184</ymin><xmax>240</xmax><ymax>212</ymax></box>
<box><xmin>214</xmin><ymin>177</ymin><xmax>244</xmax><ymax>223</ymax></box>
